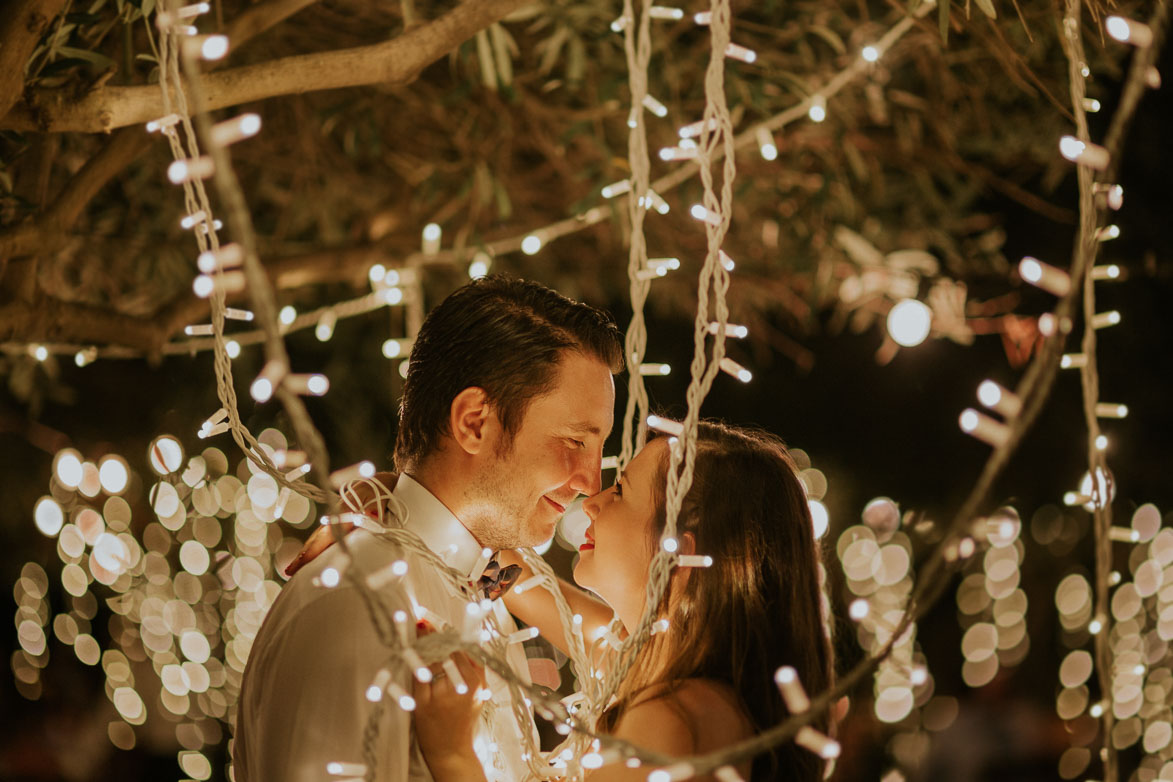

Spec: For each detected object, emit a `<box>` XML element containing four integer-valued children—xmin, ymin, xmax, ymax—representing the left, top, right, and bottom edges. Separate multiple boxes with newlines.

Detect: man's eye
<box><xmin>568</xmin><ymin>438</ymin><xmax>586</xmax><ymax>448</ymax></box>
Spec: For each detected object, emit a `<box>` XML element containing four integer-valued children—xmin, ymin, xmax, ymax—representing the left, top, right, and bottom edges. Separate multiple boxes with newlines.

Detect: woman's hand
<box><xmin>284</xmin><ymin>472</ymin><xmax>397</xmax><ymax>576</ymax></box>
<box><xmin>413</xmin><ymin>624</ymin><xmax>488</xmax><ymax>782</ymax></box>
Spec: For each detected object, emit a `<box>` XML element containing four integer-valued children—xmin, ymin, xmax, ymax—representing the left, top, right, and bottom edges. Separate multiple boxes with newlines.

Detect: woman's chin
<box><xmin>572</xmin><ymin>559</ymin><xmax>598</xmax><ymax>592</ymax></box>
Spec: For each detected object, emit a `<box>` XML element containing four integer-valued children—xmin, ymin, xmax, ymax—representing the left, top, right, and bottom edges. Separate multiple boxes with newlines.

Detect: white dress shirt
<box><xmin>233</xmin><ymin>474</ymin><xmax>535</xmax><ymax>782</ymax></box>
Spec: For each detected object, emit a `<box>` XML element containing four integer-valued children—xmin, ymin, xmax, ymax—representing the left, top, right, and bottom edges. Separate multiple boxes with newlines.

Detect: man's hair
<box><xmin>393</xmin><ymin>275</ymin><xmax>624</xmax><ymax>470</ymax></box>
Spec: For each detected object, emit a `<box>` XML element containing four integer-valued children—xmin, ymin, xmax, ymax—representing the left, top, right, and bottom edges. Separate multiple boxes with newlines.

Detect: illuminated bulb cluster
<box><xmin>12</xmin><ymin>428</ymin><xmax>317</xmax><ymax>759</ymax></box>
<box><xmin>954</xmin><ymin>508</ymin><xmax>1030</xmax><ymax>690</ymax></box>
<box><xmin>837</xmin><ymin>497</ymin><xmax>930</xmax><ymax>728</ymax></box>
<box><xmin>1054</xmin><ymin>505</ymin><xmax>1170</xmax><ymax>779</ymax></box>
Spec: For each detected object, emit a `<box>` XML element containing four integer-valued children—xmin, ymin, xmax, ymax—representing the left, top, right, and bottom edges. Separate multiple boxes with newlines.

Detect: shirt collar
<box><xmin>393</xmin><ymin>473</ymin><xmax>489</xmax><ymax>579</ymax></box>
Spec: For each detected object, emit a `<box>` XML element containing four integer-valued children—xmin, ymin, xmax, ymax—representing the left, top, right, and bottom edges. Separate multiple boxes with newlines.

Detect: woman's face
<box><xmin>573</xmin><ymin>438</ymin><xmax>667</xmax><ymax>611</ymax></box>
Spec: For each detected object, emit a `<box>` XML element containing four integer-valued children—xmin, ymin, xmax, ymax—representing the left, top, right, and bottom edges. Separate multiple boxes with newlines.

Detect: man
<box><xmin>233</xmin><ymin>276</ymin><xmax>622</xmax><ymax>781</ymax></box>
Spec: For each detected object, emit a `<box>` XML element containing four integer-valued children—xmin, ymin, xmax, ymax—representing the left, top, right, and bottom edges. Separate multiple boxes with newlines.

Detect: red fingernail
<box><xmin>416</xmin><ymin>620</ymin><xmax>427</xmax><ymax>631</ymax></box>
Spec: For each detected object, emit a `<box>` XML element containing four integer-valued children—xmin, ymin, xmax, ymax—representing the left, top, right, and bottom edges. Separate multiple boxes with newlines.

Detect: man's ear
<box><xmin>449</xmin><ymin>387</ymin><xmax>493</xmax><ymax>455</ymax></box>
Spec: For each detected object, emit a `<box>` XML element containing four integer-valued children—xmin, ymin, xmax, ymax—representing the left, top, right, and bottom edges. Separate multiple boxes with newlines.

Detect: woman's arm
<box><xmin>498</xmin><ymin>550</ymin><xmax>614</xmax><ymax>658</ymax></box>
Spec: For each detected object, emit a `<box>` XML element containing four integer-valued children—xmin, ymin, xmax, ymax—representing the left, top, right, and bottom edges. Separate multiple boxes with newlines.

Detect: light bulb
<box><xmin>422</xmin><ymin>223</ymin><xmax>442</xmax><ymax>254</ymax></box>
<box><xmin>98</xmin><ymin>456</ymin><xmax>129</xmax><ymax>494</ymax></box>
<box><xmin>886</xmin><ymin>299</ymin><xmax>932</xmax><ymax>347</ymax></box>
<box><xmin>862</xmin><ymin>45</ymin><xmax>880</xmax><ymax>62</ymax></box>
<box><xmin>1018</xmin><ymin>256</ymin><xmax>1071</xmax><ymax>296</ymax></box>
<box><xmin>210</xmin><ymin>113</ymin><xmax>261</xmax><ymax>146</ymax></box>
<box><xmin>642</xmin><ymin>94</ymin><xmax>668</xmax><ymax>117</ymax></box>
<box><xmin>1059</xmin><ymin>135</ymin><xmax>1109</xmax><ymax>169</ymax></box>
<box><xmin>199</xmin><ymin>34</ymin><xmax>229</xmax><ymax>60</ymax></box>
<box><xmin>808</xmin><ymin>96</ymin><xmax>827</xmax><ymax>123</ymax></box>
<box><xmin>1106</xmin><ymin>16</ymin><xmax>1154</xmax><ymax>46</ymax></box>
<box><xmin>756</xmin><ymin>126</ymin><xmax>777</xmax><ymax>160</ymax></box>
<box><xmin>468</xmin><ymin>252</ymin><xmax>491</xmax><ymax>279</ymax></box>
<box><xmin>521</xmin><ymin>234</ymin><xmax>542</xmax><ymax>255</ymax></box>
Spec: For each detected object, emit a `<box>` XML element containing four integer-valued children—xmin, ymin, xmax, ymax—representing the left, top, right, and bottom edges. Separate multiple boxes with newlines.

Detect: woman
<box><xmin>415</xmin><ymin>421</ymin><xmax>834</xmax><ymax>781</ymax></box>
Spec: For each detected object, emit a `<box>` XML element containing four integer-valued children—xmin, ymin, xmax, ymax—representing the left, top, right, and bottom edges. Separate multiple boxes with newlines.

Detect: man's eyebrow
<box><xmin>565</xmin><ymin>421</ymin><xmax>604</xmax><ymax>436</ymax></box>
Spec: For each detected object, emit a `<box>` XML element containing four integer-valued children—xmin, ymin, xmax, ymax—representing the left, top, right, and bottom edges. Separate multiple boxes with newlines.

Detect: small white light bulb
<box><xmin>808</xmin><ymin>96</ymin><xmax>827</xmax><ymax>123</ymax></box>
<box><xmin>422</xmin><ymin>223</ymin><xmax>442</xmax><ymax>255</ymax></box>
<box><xmin>200</xmin><ymin>34</ymin><xmax>229</xmax><ymax>60</ymax></box>
<box><xmin>886</xmin><ymin>299</ymin><xmax>932</xmax><ymax>347</ymax></box>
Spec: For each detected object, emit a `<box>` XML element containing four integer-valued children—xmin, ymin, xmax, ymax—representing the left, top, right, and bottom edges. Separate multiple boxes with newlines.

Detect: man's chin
<box><xmin>521</xmin><ymin>522</ymin><xmax>558</xmax><ymax>550</ymax></box>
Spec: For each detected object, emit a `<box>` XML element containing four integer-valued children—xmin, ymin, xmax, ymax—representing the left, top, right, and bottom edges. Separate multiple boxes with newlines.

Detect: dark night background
<box><xmin>1</xmin><ymin>34</ymin><xmax>1170</xmax><ymax>782</ymax></box>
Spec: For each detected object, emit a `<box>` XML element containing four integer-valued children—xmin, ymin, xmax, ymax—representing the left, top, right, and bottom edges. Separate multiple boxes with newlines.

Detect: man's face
<box><xmin>463</xmin><ymin>352</ymin><xmax>615</xmax><ymax>550</ymax></box>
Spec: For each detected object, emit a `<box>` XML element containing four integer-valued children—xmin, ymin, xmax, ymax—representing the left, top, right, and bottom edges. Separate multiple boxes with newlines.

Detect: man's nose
<box><xmin>569</xmin><ymin>448</ymin><xmax>603</xmax><ymax>497</ymax></box>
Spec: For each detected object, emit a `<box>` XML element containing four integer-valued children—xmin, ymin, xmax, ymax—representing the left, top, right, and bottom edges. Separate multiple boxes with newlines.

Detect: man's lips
<box><xmin>543</xmin><ymin>496</ymin><xmax>566</xmax><ymax>513</ymax></box>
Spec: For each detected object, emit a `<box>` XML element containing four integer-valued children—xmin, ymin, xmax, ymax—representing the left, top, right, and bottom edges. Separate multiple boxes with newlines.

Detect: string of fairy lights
<box><xmin>9</xmin><ymin>2</ymin><xmax>1170</xmax><ymax>782</ymax></box>
<box><xmin>1042</xmin><ymin>5</ymin><xmax>1170</xmax><ymax>782</ymax></box>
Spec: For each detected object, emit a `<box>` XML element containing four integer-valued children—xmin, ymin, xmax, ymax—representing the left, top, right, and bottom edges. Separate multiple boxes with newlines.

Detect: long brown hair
<box><xmin>600</xmin><ymin>421</ymin><xmax>834</xmax><ymax>781</ymax></box>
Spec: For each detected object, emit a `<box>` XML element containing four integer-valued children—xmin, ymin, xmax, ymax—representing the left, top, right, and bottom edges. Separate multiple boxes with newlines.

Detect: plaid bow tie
<box><xmin>477</xmin><ymin>558</ymin><xmax>522</xmax><ymax>601</ymax></box>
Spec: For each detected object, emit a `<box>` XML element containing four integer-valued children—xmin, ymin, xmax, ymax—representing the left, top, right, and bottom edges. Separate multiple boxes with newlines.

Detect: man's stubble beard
<box><xmin>463</xmin><ymin>451</ymin><xmax>536</xmax><ymax>552</ymax></box>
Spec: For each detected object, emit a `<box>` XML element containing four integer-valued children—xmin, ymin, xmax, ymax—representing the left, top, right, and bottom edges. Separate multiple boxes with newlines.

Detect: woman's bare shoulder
<box><xmin>610</xmin><ymin>682</ymin><xmax>753</xmax><ymax>781</ymax></box>
<box><xmin>670</xmin><ymin>679</ymin><xmax>754</xmax><ymax>744</ymax></box>
<box><xmin>623</xmin><ymin>679</ymin><xmax>753</xmax><ymax>746</ymax></box>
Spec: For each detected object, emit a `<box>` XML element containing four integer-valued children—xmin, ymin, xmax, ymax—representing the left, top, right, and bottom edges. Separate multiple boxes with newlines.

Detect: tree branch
<box><xmin>0</xmin><ymin>126</ymin><xmax>150</xmax><ymax>260</ymax></box>
<box><xmin>0</xmin><ymin>299</ymin><xmax>164</xmax><ymax>355</ymax></box>
<box><xmin>0</xmin><ymin>0</ymin><xmax>329</xmax><ymax>263</ymax></box>
<box><xmin>2</xmin><ymin>0</ymin><xmax>531</xmax><ymax>133</ymax></box>
<box><xmin>0</xmin><ymin>0</ymin><xmax>70</xmax><ymax>122</ymax></box>
<box><xmin>221</xmin><ymin>0</ymin><xmax>323</xmax><ymax>46</ymax></box>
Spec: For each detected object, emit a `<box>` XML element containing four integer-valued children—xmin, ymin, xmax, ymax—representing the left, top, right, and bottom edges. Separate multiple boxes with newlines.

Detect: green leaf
<box><xmin>55</xmin><ymin>46</ymin><xmax>114</xmax><ymax>69</ymax></box>
<box><xmin>974</xmin><ymin>0</ymin><xmax>996</xmax><ymax>18</ymax></box>
<box><xmin>538</xmin><ymin>25</ymin><xmax>570</xmax><ymax>75</ymax></box>
<box><xmin>493</xmin><ymin>178</ymin><xmax>512</xmax><ymax>220</ymax></box>
<box><xmin>939</xmin><ymin>0</ymin><xmax>949</xmax><ymax>43</ymax></box>
<box><xmin>135</xmin><ymin>52</ymin><xmax>158</xmax><ymax>63</ymax></box>
<box><xmin>38</xmin><ymin>58</ymin><xmax>94</xmax><ymax>77</ymax></box>
<box><xmin>566</xmin><ymin>35</ymin><xmax>585</xmax><ymax>84</ymax></box>
<box><xmin>490</xmin><ymin>23</ymin><xmax>513</xmax><ymax>87</ymax></box>
<box><xmin>475</xmin><ymin>29</ymin><xmax>497</xmax><ymax>91</ymax></box>
<box><xmin>141</xmin><ymin>0</ymin><xmax>156</xmax><ymax>18</ymax></box>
